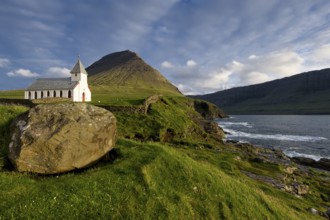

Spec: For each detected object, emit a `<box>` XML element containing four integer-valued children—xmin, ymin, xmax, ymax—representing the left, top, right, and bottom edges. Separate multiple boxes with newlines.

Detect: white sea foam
<box><xmin>283</xmin><ymin>150</ymin><xmax>330</xmax><ymax>161</ymax></box>
<box><xmin>224</xmin><ymin>128</ymin><xmax>327</xmax><ymax>142</ymax></box>
<box><xmin>219</xmin><ymin>122</ymin><xmax>253</xmax><ymax>128</ymax></box>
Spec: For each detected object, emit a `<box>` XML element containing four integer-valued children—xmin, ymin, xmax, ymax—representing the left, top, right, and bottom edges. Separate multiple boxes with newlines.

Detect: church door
<box><xmin>82</xmin><ymin>92</ymin><xmax>85</xmax><ymax>102</ymax></box>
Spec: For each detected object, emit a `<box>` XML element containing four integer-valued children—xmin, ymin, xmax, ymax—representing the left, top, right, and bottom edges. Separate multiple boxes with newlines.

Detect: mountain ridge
<box><xmin>193</xmin><ymin>68</ymin><xmax>330</xmax><ymax>114</ymax></box>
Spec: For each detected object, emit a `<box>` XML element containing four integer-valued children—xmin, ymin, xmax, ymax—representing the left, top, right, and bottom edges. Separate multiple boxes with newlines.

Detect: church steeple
<box><xmin>70</xmin><ymin>57</ymin><xmax>88</xmax><ymax>75</ymax></box>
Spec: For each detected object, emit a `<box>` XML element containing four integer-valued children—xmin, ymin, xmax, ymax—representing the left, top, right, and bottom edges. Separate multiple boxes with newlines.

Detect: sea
<box><xmin>217</xmin><ymin>115</ymin><xmax>330</xmax><ymax>161</ymax></box>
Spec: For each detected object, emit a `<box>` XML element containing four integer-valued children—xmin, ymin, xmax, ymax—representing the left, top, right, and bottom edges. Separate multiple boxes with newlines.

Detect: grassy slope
<box><xmin>114</xmin><ymin>96</ymin><xmax>212</xmax><ymax>144</ymax></box>
<box><xmin>0</xmin><ymin>136</ymin><xmax>323</xmax><ymax>219</ymax></box>
<box><xmin>0</xmin><ymin>90</ymin><xmax>24</xmax><ymax>99</ymax></box>
<box><xmin>90</xmin><ymin>85</ymin><xmax>182</xmax><ymax>106</ymax></box>
<box><xmin>0</xmin><ymin>102</ymin><xmax>329</xmax><ymax>219</ymax></box>
<box><xmin>87</xmin><ymin>50</ymin><xmax>182</xmax><ymax>106</ymax></box>
<box><xmin>223</xmin><ymin>88</ymin><xmax>330</xmax><ymax>114</ymax></box>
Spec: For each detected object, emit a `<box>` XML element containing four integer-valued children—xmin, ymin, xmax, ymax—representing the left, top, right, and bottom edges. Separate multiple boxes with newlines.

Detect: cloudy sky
<box><xmin>1</xmin><ymin>0</ymin><xmax>330</xmax><ymax>94</ymax></box>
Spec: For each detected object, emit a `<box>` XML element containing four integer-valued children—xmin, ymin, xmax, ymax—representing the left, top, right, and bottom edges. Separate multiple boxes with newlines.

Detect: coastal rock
<box><xmin>226</xmin><ymin>139</ymin><xmax>239</xmax><ymax>144</ymax></box>
<box><xmin>317</xmin><ymin>158</ymin><xmax>330</xmax><ymax>171</ymax></box>
<box><xmin>193</xmin><ymin>99</ymin><xmax>226</xmax><ymax>119</ymax></box>
<box><xmin>291</xmin><ymin>157</ymin><xmax>316</xmax><ymax>166</ymax></box>
<box><xmin>291</xmin><ymin>157</ymin><xmax>330</xmax><ymax>171</ymax></box>
<box><xmin>8</xmin><ymin>103</ymin><xmax>117</xmax><ymax>174</ymax></box>
<box><xmin>325</xmin><ymin>208</ymin><xmax>330</xmax><ymax>219</ymax></box>
<box><xmin>203</xmin><ymin>121</ymin><xmax>225</xmax><ymax>140</ymax></box>
<box><xmin>284</xmin><ymin>166</ymin><xmax>297</xmax><ymax>174</ymax></box>
<box><xmin>293</xmin><ymin>182</ymin><xmax>309</xmax><ymax>195</ymax></box>
<box><xmin>307</xmin><ymin>208</ymin><xmax>319</xmax><ymax>215</ymax></box>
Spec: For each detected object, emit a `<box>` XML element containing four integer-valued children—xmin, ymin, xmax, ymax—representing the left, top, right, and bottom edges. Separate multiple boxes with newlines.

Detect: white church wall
<box><xmin>71</xmin><ymin>73</ymin><xmax>81</xmax><ymax>82</ymax></box>
<box><xmin>73</xmin><ymin>87</ymin><xmax>80</xmax><ymax>102</ymax></box>
<box><xmin>36</xmin><ymin>91</ymin><xmax>41</xmax><ymax>99</ymax></box>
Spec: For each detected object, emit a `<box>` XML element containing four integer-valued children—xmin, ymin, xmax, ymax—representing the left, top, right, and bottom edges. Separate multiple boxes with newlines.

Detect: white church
<box><xmin>25</xmin><ymin>58</ymin><xmax>91</xmax><ymax>102</ymax></box>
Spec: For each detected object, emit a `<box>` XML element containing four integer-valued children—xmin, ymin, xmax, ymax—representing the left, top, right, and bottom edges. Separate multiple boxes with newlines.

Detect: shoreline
<box><xmin>217</xmin><ymin>115</ymin><xmax>330</xmax><ymax>162</ymax></box>
<box><xmin>224</xmin><ymin>138</ymin><xmax>330</xmax><ymax>172</ymax></box>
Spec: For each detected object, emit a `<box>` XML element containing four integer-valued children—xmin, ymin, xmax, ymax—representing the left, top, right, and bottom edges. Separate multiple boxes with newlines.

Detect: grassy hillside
<box><xmin>0</xmin><ymin>103</ymin><xmax>326</xmax><ymax>219</ymax></box>
<box><xmin>87</xmin><ymin>50</ymin><xmax>182</xmax><ymax>105</ymax></box>
<box><xmin>0</xmin><ymin>90</ymin><xmax>24</xmax><ymax>99</ymax></box>
<box><xmin>0</xmin><ymin>100</ymin><xmax>329</xmax><ymax>219</ymax></box>
<box><xmin>194</xmin><ymin>68</ymin><xmax>330</xmax><ymax>114</ymax></box>
<box><xmin>90</xmin><ymin>85</ymin><xmax>181</xmax><ymax>106</ymax></box>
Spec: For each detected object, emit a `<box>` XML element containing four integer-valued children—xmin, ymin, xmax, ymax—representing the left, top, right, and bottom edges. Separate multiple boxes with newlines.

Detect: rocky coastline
<box><xmin>222</xmin><ymin>139</ymin><xmax>330</xmax><ymax>218</ymax></box>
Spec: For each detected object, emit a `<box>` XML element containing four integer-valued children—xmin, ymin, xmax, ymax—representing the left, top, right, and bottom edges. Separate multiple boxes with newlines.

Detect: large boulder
<box><xmin>8</xmin><ymin>103</ymin><xmax>116</xmax><ymax>174</ymax></box>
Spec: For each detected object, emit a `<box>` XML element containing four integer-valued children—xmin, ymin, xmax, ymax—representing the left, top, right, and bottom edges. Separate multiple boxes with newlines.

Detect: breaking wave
<box><xmin>219</xmin><ymin>122</ymin><xmax>253</xmax><ymax>128</ymax></box>
<box><xmin>283</xmin><ymin>150</ymin><xmax>330</xmax><ymax>161</ymax></box>
<box><xmin>224</xmin><ymin>128</ymin><xmax>327</xmax><ymax>142</ymax></box>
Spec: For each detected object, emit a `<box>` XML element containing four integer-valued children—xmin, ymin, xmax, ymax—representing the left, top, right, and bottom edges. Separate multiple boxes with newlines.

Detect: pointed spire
<box><xmin>70</xmin><ymin>57</ymin><xmax>88</xmax><ymax>75</ymax></box>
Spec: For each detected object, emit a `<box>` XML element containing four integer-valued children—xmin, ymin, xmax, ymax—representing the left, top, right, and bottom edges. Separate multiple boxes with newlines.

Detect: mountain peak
<box><xmin>86</xmin><ymin>51</ymin><xmax>181</xmax><ymax>96</ymax></box>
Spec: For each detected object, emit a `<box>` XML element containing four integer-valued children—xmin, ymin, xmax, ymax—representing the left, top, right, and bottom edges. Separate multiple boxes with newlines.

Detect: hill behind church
<box><xmin>86</xmin><ymin>50</ymin><xmax>181</xmax><ymax>105</ymax></box>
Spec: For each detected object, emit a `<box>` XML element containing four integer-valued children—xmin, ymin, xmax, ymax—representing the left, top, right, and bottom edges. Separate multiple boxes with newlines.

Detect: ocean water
<box><xmin>217</xmin><ymin>115</ymin><xmax>330</xmax><ymax>161</ymax></box>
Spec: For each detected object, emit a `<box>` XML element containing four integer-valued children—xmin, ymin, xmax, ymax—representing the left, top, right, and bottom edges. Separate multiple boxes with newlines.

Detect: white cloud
<box><xmin>169</xmin><ymin>49</ymin><xmax>305</xmax><ymax>95</ymax></box>
<box><xmin>47</xmin><ymin>67</ymin><xmax>71</xmax><ymax>77</ymax></box>
<box><xmin>176</xmin><ymin>83</ymin><xmax>196</xmax><ymax>95</ymax></box>
<box><xmin>161</xmin><ymin>61</ymin><xmax>173</xmax><ymax>68</ymax></box>
<box><xmin>186</xmin><ymin>60</ymin><xmax>197</xmax><ymax>67</ymax></box>
<box><xmin>7</xmin><ymin>68</ymin><xmax>40</xmax><ymax>78</ymax></box>
<box><xmin>241</xmin><ymin>50</ymin><xmax>304</xmax><ymax>79</ymax></box>
<box><xmin>0</xmin><ymin>58</ymin><xmax>10</xmax><ymax>67</ymax></box>
<box><xmin>248</xmin><ymin>55</ymin><xmax>258</xmax><ymax>60</ymax></box>
<box><xmin>313</xmin><ymin>44</ymin><xmax>330</xmax><ymax>59</ymax></box>
<box><xmin>243</xmin><ymin>71</ymin><xmax>270</xmax><ymax>85</ymax></box>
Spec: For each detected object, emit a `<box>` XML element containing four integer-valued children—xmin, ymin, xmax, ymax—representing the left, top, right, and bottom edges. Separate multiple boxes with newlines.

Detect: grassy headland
<box><xmin>0</xmin><ymin>96</ymin><xmax>329</xmax><ymax>219</ymax></box>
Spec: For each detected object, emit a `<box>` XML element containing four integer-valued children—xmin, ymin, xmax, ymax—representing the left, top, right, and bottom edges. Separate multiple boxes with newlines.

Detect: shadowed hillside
<box><xmin>86</xmin><ymin>50</ymin><xmax>181</xmax><ymax>105</ymax></box>
<box><xmin>194</xmin><ymin>68</ymin><xmax>330</xmax><ymax>114</ymax></box>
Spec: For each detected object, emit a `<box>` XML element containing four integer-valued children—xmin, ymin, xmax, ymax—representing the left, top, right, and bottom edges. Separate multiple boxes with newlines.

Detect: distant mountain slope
<box><xmin>86</xmin><ymin>50</ymin><xmax>181</xmax><ymax>97</ymax></box>
<box><xmin>194</xmin><ymin>68</ymin><xmax>330</xmax><ymax>114</ymax></box>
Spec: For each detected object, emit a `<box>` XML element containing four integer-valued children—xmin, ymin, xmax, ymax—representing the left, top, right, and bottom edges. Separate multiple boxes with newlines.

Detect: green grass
<box><xmin>114</xmin><ymin>96</ymin><xmax>211</xmax><ymax>144</ymax></box>
<box><xmin>0</xmin><ymin>139</ymin><xmax>323</xmax><ymax>219</ymax></box>
<box><xmin>0</xmin><ymin>90</ymin><xmax>24</xmax><ymax>99</ymax></box>
<box><xmin>90</xmin><ymin>85</ymin><xmax>182</xmax><ymax>106</ymax></box>
<box><xmin>0</xmin><ymin>100</ymin><xmax>329</xmax><ymax>219</ymax></box>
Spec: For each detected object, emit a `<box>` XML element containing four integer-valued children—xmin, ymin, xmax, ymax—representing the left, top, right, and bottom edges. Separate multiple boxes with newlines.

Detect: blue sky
<box><xmin>0</xmin><ymin>0</ymin><xmax>330</xmax><ymax>94</ymax></box>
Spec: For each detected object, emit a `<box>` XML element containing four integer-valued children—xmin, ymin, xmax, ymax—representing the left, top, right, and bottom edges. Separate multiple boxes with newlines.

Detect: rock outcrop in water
<box><xmin>8</xmin><ymin>103</ymin><xmax>117</xmax><ymax>174</ymax></box>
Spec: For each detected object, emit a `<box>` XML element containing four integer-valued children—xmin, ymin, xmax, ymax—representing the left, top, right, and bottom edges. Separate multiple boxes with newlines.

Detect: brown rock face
<box><xmin>8</xmin><ymin>103</ymin><xmax>116</xmax><ymax>174</ymax></box>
